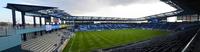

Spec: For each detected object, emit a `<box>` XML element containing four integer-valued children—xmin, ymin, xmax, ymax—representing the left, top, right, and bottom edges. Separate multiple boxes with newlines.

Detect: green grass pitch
<box><xmin>63</xmin><ymin>29</ymin><xmax>170</xmax><ymax>52</ymax></box>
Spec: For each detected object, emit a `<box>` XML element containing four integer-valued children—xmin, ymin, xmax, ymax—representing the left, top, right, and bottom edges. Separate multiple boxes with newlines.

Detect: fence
<box><xmin>0</xmin><ymin>26</ymin><xmax>18</xmax><ymax>37</ymax></box>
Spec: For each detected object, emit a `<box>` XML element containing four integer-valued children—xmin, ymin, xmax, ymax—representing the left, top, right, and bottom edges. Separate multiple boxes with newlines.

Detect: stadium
<box><xmin>1</xmin><ymin>0</ymin><xmax>200</xmax><ymax>52</ymax></box>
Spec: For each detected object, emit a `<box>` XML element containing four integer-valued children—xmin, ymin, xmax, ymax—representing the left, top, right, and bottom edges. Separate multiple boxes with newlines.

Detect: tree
<box><xmin>0</xmin><ymin>22</ymin><xmax>8</xmax><ymax>26</ymax></box>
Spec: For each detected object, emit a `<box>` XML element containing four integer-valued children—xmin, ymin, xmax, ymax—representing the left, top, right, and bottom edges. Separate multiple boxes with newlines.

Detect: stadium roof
<box><xmin>65</xmin><ymin>16</ymin><xmax>145</xmax><ymax>21</ymax></box>
<box><xmin>161</xmin><ymin>0</ymin><xmax>200</xmax><ymax>13</ymax></box>
<box><xmin>5</xmin><ymin>3</ymin><xmax>72</xmax><ymax>20</ymax></box>
<box><xmin>8</xmin><ymin>2</ymin><xmax>192</xmax><ymax>21</ymax></box>
<box><xmin>143</xmin><ymin>10</ymin><xmax>183</xmax><ymax>20</ymax></box>
<box><xmin>5</xmin><ymin>3</ymin><xmax>57</xmax><ymax>12</ymax></box>
<box><xmin>141</xmin><ymin>0</ymin><xmax>200</xmax><ymax>20</ymax></box>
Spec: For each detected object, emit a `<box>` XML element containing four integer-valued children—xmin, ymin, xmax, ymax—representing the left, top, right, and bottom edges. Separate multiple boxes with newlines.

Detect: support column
<box><xmin>12</xmin><ymin>10</ymin><xmax>16</xmax><ymax>27</ymax></box>
<box><xmin>22</xmin><ymin>33</ymin><xmax>27</xmax><ymax>41</ymax></box>
<box><xmin>21</xmin><ymin>12</ymin><xmax>26</xmax><ymax>28</ymax></box>
<box><xmin>39</xmin><ymin>17</ymin><xmax>42</xmax><ymax>26</ymax></box>
<box><xmin>44</xmin><ymin>18</ymin><xmax>47</xmax><ymax>25</ymax></box>
<box><xmin>40</xmin><ymin>31</ymin><xmax>43</xmax><ymax>36</ymax></box>
<box><xmin>33</xmin><ymin>16</ymin><xmax>36</xmax><ymax>27</ymax></box>
<box><xmin>21</xmin><ymin>12</ymin><xmax>27</xmax><ymax>41</ymax></box>
<box><xmin>33</xmin><ymin>16</ymin><xmax>37</xmax><ymax>37</ymax></box>
<box><xmin>39</xmin><ymin>17</ymin><xmax>43</xmax><ymax>36</ymax></box>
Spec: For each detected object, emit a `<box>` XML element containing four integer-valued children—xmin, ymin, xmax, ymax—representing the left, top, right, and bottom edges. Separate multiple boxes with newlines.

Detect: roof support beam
<box><xmin>33</xmin><ymin>16</ymin><xmax>37</xmax><ymax>37</ymax></box>
<box><xmin>44</xmin><ymin>18</ymin><xmax>47</xmax><ymax>25</ymax></box>
<box><xmin>21</xmin><ymin>12</ymin><xmax>27</xmax><ymax>41</ymax></box>
<box><xmin>12</xmin><ymin>9</ymin><xmax>16</xmax><ymax>27</ymax></box>
<box><xmin>33</xmin><ymin>16</ymin><xmax>36</xmax><ymax>27</ymax></box>
<box><xmin>39</xmin><ymin>17</ymin><xmax>42</xmax><ymax>26</ymax></box>
<box><xmin>21</xmin><ymin>12</ymin><xmax>26</xmax><ymax>29</ymax></box>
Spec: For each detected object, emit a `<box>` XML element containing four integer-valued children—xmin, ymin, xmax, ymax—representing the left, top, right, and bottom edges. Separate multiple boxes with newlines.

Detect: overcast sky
<box><xmin>0</xmin><ymin>0</ymin><xmax>176</xmax><ymax>23</ymax></box>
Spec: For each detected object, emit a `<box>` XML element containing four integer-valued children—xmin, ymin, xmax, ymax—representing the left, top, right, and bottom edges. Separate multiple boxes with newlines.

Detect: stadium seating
<box><xmin>101</xmin><ymin>28</ymin><xmax>199</xmax><ymax>52</ymax></box>
<box><xmin>21</xmin><ymin>30</ymin><xmax>71</xmax><ymax>52</ymax></box>
<box><xmin>76</xmin><ymin>23</ymin><xmax>197</xmax><ymax>31</ymax></box>
<box><xmin>78</xmin><ymin>24</ymin><xmax>131</xmax><ymax>31</ymax></box>
<box><xmin>75</xmin><ymin>23</ymin><xmax>200</xmax><ymax>52</ymax></box>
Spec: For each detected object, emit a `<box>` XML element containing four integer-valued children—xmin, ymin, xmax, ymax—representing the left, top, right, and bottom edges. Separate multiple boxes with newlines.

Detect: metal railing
<box><xmin>0</xmin><ymin>27</ymin><xmax>16</xmax><ymax>37</ymax></box>
<box><xmin>0</xmin><ymin>27</ymin><xmax>7</xmax><ymax>37</ymax></box>
<box><xmin>181</xmin><ymin>28</ymin><xmax>200</xmax><ymax>52</ymax></box>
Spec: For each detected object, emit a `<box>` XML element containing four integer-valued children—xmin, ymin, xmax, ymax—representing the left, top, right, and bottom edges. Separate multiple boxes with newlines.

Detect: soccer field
<box><xmin>63</xmin><ymin>29</ymin><xmax>170</xmax><ymax>52</ymax></box>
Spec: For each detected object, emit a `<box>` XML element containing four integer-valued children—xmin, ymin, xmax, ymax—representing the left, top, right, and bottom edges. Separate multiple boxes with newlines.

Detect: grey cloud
<box><xmin>21</xmin><ymin>0</ymin><xmax>159</xmax><ymax>15</ymax></box>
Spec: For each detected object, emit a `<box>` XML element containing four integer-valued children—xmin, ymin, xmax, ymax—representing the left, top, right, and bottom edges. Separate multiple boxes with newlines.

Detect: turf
<box><xmin>63</xmin><ymin>29</ymin><xmax>170</xmax><ymax>52</ymax></box>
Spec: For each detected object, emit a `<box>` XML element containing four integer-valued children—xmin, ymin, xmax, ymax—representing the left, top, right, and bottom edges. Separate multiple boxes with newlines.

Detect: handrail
<box><xmin>181</xmin><ymin>28</ymin><xmax>200</xmax><ymax>52</ymax></box>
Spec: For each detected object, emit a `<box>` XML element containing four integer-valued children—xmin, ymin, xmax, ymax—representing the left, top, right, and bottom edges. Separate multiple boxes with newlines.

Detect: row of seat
<box><xmin>21</xmin><ymin>30</ymin><xmax>71</xmax><ymax>52</ymax></box>
<box><xmin>77</xmin><ymin>23</ymin><xmax>196</xmax><ymax>31</ymax></box>
<box><xmin>78</xmin><ymin>24</ymin><xmax>130</xmax><ymax>31</ymax></box>
<box><xmin>102</xmin><ymin>28</ymin><xmax>199</xmax><ymax>52</ymax></box>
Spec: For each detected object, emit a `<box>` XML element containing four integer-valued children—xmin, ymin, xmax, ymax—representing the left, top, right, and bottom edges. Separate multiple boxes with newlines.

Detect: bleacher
<box><xmin>78</xmin><ymin>24</ymin><xmax>131</xmax><ymax>31</ymax></box>
<box><xmin>102</xmin><ymin>27</ymin><xmax>199</xmax><ymax>52</ymax></box>
<box><xmin>77</xmin><ymin>23</ymin><xmax>197</xmax><ymax>31</ymax></box>
<box><xmin>21</xmin><ymin>30</ymin><xmax>71</xmax><ymax>52</ymax></box>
